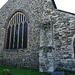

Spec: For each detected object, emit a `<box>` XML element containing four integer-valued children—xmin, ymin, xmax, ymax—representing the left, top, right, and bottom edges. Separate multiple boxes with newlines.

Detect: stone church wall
<box><xmin>0</xmin><ymin>0</ymin><xmax>75</xmax><ymax>71</ymax></box>
<box><xmin>0</xmin><ymin>0</ymin><xmax>55</xmax><ymax>69</ymax></box>
<box><xmin>39</xmin><ymin>47</ymin><xmax>55</xmax><ymax>72</ymax></box>
<box><xmin>42</xmin><ymin>8</ymin><xmax>75</xmax><ymax>71</ymax></box>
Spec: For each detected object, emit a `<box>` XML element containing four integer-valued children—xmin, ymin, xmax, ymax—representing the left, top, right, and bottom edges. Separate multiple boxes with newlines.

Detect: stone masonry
<box><xmin>39</xmin><ymin>47</ymin><xmax>55</xmax><ymax>72</ymax></box>
<box><xmin>40</xmin><ymin>8</ymin><xmax>75</xmax><ymax>71</ymax></box>
<box><xmin>0</xmin><ymin>0</ymin><xmax>75</xmax><ymax>72</ymax></box>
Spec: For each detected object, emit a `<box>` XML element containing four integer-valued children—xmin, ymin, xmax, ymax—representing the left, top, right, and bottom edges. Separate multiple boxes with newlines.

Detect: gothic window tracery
<box><xmin>6</xmin><ymin>12</ymin><xmax>28</xmax><ymax>50</ymax></box>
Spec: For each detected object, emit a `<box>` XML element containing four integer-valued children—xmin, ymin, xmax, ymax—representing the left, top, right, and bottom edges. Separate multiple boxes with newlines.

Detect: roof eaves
<box><xmin>52</xmin><ymin>0</ymin><xmax>75</xmax><ymax>15</ymax></box>
<box><xmin>55</xmin><ymin>9</ymin><xmax>75</xmax><ymax>15</ymax></box>
<box><xmin>52</xmin><ymin>0</ymin><xmax>57</xmax><ymax>9</ymax></box>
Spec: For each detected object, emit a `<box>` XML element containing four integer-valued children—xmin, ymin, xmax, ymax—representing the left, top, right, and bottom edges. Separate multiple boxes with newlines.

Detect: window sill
<box><xmin>5</xmin><ymin>49</ymin><xmax>25</xmax><ymax>51</ymax></box>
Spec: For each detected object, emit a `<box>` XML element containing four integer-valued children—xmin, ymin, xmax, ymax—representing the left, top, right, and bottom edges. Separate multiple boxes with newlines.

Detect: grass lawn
<box><xmin>0</xmin><ymin>66</ymin><xmax>75</xmax><ymax>75</ymax></box>
<box><xmin>0</xmin><ymin>66</ymin><xmax>50</xmax><ymax>75</ymax></box>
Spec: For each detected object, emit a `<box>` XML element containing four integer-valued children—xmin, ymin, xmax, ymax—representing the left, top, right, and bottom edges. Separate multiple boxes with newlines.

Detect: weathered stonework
<box><xmin>39</xmin><ymin>47</ymin><xmax>55</xmax><ymax>72</ymax></box>
<box><xmin>40</xmin><ymin>21</ymin><xmax>53</xmax><ymax>47</ymax></box>
<box><xmin>0</xmin><ymin>0</ymin><xmax>75</xmax><ymax>72</ymax></box>
<box><xmin>41</xmin><ymin>8</ymin><xmax>75</xmax><ymax>71</ymax></box>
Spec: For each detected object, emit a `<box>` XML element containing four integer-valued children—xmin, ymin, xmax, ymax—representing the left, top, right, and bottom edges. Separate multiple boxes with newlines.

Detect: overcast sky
<box><xmin>0</xmin><ymin>0</ymin><xmax>8</xmax><ymax>9</ymax></box>
<box><xmin>55</xmin><ymin>0</ymin><xmax>75</xmax><ymax>13</ymax></box>
<box><xmin>0</xmin><ymin>0</ymin><xmax>75</xmax><ymax>14</ymax></box>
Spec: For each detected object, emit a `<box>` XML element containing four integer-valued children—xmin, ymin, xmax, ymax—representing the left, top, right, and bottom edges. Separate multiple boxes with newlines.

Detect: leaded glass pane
<box><xmin>16</xmin><ymin>15</ymin><xmax>17</xmax><ymax>23</ymax></box>
<box><xmin>6</xmin><ymin>26</ymin><xmax>11</xmax><ymax>49</ymax></box>
<box><xmin>19</xmin><ymin>23</ymin><xmax>22</xmax><ymax>48</ymax></box>
<box><xmin>14</xmin><ymin>24</ymin><xmax>18</xmax><ymax>49</ymax></box>
<box><xmin>14</xmin><ymin>16</ymin><xmax>15</xmax><ymax>24</ymax></box>
<box><xmin>22</xmin><ymin>14</ymin><xmax>23</xmax><ymax>21</ymax></box>
<box><xmin>23</xmin><ymin>22</ymin><xmax>27</xmax><ymax>48</ymax></box>
<box><xmin>20</xmin><ymin>14</ymin><xmax>21</xmax><ymax>22</ymax></box>
<box><xmin>24</xmin><ymin>17</ymin><xmax>25</xmax><ymax>21</ymax></box>
<box><xmin>10</xmin><ymin>25</ymin><xmax>14</xmax><ymax>49</ymax></box>
<box><xmin>18</xmin><ymin>14</ymin><xmax>19</xmax><ymax>23</ymax></box>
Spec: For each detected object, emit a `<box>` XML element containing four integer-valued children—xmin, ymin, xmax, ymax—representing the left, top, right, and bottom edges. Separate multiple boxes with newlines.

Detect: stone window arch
<box><xmin>4</xmin><ymin>11</ymin><xmax>28</xmax><ymax>50</ymax></box>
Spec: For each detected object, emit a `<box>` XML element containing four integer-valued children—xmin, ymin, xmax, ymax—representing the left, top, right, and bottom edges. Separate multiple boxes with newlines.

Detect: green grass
<box><xmin>65</xmin><ymin>71</ymin><xmax>75</xmax><ymax>75</ymax></box>
<box><xmin>0</xmin><ymin>66</ymin><xmax>50</xmax><ymax>75</ymax></box>
<box><xmin>0</xmin><ymin>66</ymin><xmax>75</xmax><ymax>75</ymax></box>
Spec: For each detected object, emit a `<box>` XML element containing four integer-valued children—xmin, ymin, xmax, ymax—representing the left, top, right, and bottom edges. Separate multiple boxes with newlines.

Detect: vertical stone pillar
<box><xmin>39</xmin><ymin>46</ymin><xmax>55</xmax><ymax>72</ymax></box>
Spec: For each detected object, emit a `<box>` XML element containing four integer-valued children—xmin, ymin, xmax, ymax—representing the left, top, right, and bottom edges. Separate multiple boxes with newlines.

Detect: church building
<box><xmin>0</xmin><ymin>0</ymin><xmax>75</xmax><ymax>72</ymax></box>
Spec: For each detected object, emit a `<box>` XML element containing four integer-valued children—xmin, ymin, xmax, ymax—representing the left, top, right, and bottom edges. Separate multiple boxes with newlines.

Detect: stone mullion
<box><xmin>13</xmin><ymin>13</ymin><xmax>16</xmax><ymax>49</ymax></box>
<box><xmin>18</xmin><ymin>13</ymin><xmax>20</xmax><ymax>24</ymax></box>
<box><xmin>11</xmin><ymin>17</ymin><xmax>13</xmax><ymax>24</ymax></box>
<box><xmin>17</xmin><ymin>24</ymin><xmax>20</xmax><ymax>49</ymax></box>
<box><xmin>13</xmin><ymin>15</ymin><xmax>15</xmax><ymax>25</ymax></box>
<box><xmin>17</xmin><ymin>13</ymin><xmax>20</xmax><ymax>49</ymax></box>
<box><xmin>13</xmin><ymin>24</ymin><xmax>16</xmax><ymax>49</ymax></box>
<box><xmin>9</xmin><ymin>17</ymin><xmax>14</xmax><ymax>49</ymax></box>
<box><xmin>22</xmin><ymin>22</ymin><xmax>24</xmax><ymax>48</ymax></box>
<box><xmin>16</xmin><ymin>13</ymin><xmax>18</xmax><ymax>49</ymax></box>
<box><xmin>12</xmin><ymin>16</ymin><xmax>14</xmax><ymax>48</ymax></box>
<box><xmin>16</xmin><ymin>13</ymin><xmax>17</xmax><ymax>24</ymax></box>
<box><xmin>20</xmin><ymin>13</ymin><xmax>22</xmax><ymax>48</ymax></box>
<box><xmin>22</xmin><ymin>14</ymin><xmax>24</xmax><ymax>48</ymax></box>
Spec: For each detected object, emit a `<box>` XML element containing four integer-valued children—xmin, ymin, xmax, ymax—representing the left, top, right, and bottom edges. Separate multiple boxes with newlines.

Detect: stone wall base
<box><xmin>39</xmin><ymin>46</ymin><xmax>55</xmax><ymax>72</ymax></box>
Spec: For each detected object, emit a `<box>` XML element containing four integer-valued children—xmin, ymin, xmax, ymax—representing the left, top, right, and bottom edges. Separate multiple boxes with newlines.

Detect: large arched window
<box><xmin>5</xmin><ymin>11</ymin><xmax>28</xmax><ymax>50</ymax></box>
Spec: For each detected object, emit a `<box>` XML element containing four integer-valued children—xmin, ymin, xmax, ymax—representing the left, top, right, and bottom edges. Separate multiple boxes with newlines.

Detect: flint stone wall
<box><xmin>40</xmin><ymin>21</ymin><xmax>53</xmax><ymax>47</ymax></box>
<box><xmin>42</xmin><ymin>8</ymin><xmax>75</xmax><ymax>71</ymax></box>
<box><xmin>39</xmin><ymin>47</ymin><xmax>55</xmax><ymax>72</ymax></box>
<box><xmin>0</xmin><ymin>0</ymin><xmax>54</xmax><ymax>69</ymax></box>
<box><xmin>0</xmin><ymin>0</ymin><xmax>75</xmax><ymax>72</ymax></box>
